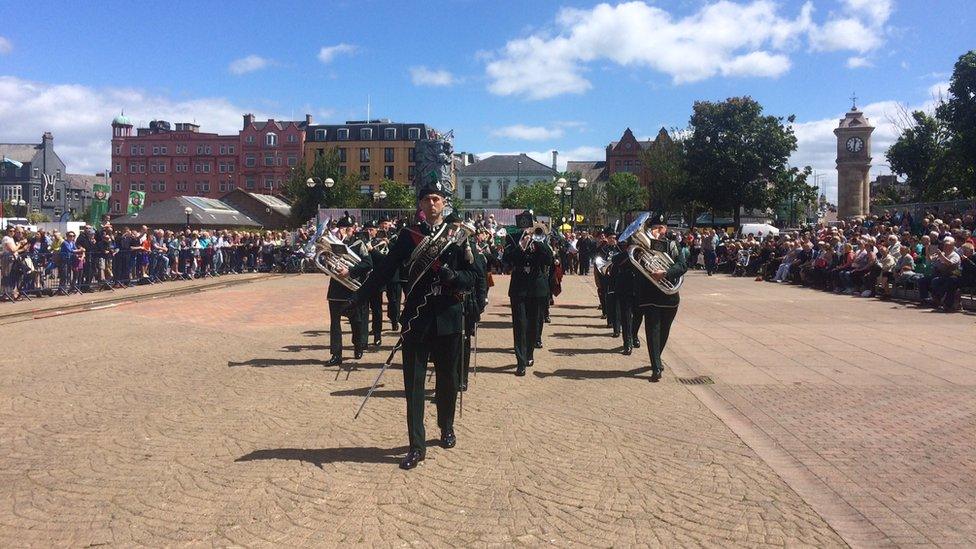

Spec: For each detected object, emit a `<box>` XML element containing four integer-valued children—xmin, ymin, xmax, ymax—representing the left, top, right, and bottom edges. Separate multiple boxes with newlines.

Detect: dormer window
<box><xmin>315</xmin><ymin>129</ymin><xmax>326</xmax><ymax>140</ymax></box>
<box><xmin>384</xmin><ymin>128</ymin><xmax>396</xmax><ymax>140</ymax></box>
<box><xmin>360</xmin><ymin>128</ymin><xmax>373</xmax><ymax>140</ymax></box>
<box><xmin>266</xmin><ymin>133</ymin><xmax>278</xmax><ymax>147</ymax></box>
<box><xmin>408</xmin><ymin>127</ymin><xmax>421</xmax><ymax>140</ymax></box>
<box><xmin>337</xmin><ymin>128</ymin><xmax>349</xmax><ymax>140</ymax></box>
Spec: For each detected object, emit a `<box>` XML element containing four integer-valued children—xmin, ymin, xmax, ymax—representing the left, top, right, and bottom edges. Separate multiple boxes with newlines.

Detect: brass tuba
<box><xmin>406</xmin><ymin>220</ymin><xmax>476</xmax><ymax>295</ymax></box>
<box><xmin>313</xmin><ymin>231</ymin><xmax>364</xmax><ymax>291</ymax></box>
<box><xmin>623</xmin><ymin>213</ymin><xmax>683</xmax><ymax>295</ymax></box>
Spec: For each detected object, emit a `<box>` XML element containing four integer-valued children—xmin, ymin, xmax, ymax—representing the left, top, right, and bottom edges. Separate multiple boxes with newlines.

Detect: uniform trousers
<box><xmin>643</xmin><ymin>306</ymin><xmax>678</xmax><ymax>373</ymax></box>
<box><xmin>617</xmin><ymin>295</ymin><xmax>640</xmax><ymax>349</ymax></box>
<box><xmin>369</xmin><ymin>292</ymin><xmax>384</xmax><ymax>338</ymax></box>
<box><xmin>511</xmin><ymin>297</ymin><xmax>544</xmax><ymax>367</ymax></box>
<box><xmin>402</xmin><ymin>334</ymin><xmax>461</xmax><ymax>451</ymax></box>
<box><xmin>606</xmin><ymin>290</ymin><xmax>620</xmax><ymax>332</ymax></box>
<box><xmin>328</xmin><ymin>299</ymin><xmax>367</xmax><ymax>358</ymax></box>
<box><xmin>386</xmin><ymin>282</ymin><xmax>402</xmax><ymax>326</ymax></box>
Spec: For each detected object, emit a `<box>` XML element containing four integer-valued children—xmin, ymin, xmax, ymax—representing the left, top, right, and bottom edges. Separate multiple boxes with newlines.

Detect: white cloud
<box><xmin>0</xmin><ymin>75</ymin><xmax>280</xmax><ymax>174</ymax></box>
<box><xmin>474</xmin><ymin>146</ymin><xmax>605</xmax><ymax>172</ymax></box>
<box><xmin>491</xmin><ymin>124</ymin><xmax>564</xmax><ymax>141</ymax></box>
<box><xmin>485</xmin><ymin>0</ymin><xmax>893</xmax><ymax>99</ymax></box>
<box><xmin>318</xmin><ymin>43</ymin><xmax>356</xmax><ymax>64</ymax></box>
<box><xmin>927</xmin><ymin>81</ymin><xmax>951</xmax><ymax>99</ymax></box>
<box><xmin>408</xmin><ymin>66</ymin><xmax>457</xmax><ymax>87</ymax></box>
<box><xmin>846</xmin><ymin>56</ymin><xmax>872</xmax><ymax>68</ymax></box>
<box><xmin>0</xmin><ymin>36</ymin><xmax>11</xmax><ymax>55</ymax></box>
<box><xmin>228</xmin><ymin>55</ymin><xmax>271</xmax><ymax>75</ymax></box>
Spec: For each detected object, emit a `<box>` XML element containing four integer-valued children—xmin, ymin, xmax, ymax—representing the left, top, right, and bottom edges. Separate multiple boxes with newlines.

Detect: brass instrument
<box><xmin>313</xmin><ymin>231</ymin><xmax>364</xmax><ymax>291</ymax></box>
<box><xmin>621</xmin><ymin>212</ymin><xmax>683</xmax><ymax>295</ymax></box>
<box><xmin>593</xmin><ymin>254</ymin><xmax>610</xmax><ymax>275</ymax></box>
<box><xmin>406</xmin><ymin>220</ymin><xmax>476</xmax><ymax>295</ymax></box>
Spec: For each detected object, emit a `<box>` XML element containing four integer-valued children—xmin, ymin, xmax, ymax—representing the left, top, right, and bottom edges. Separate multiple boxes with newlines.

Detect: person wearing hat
<box><xmin>635</xmin><ymin>215</ymin><xmax>687</xmax><ymax>382</ymax></box>
<box><xmin>377</xmin><ymin>215</ymin><xmax>402</xmax><ymax>331</ymax></box>
<box><xmin>608</xmin><ymin>233</ymin><xmax>640</xmax><ymax>355</ymax></box>
<box><xmin>597</xmin><ymin>227</ymin><xmax>620</xmax><ymax>336</ymax></box>
<box><xmin>326</xmin><ymin>212</ymin><xmax>373</xmax><ymax>366</ymax></box>
<box><xmin>461</xmin><ymin>224</ymin><xmax>488</xmax><ymax>392</ymax></box>
<box><xmin>504</xmin><ymin>211</ymin><xmax>554</xmax><ymax>377</ymax></box>
<box><xmin>362</xmin><ymin>219</ymin><xmax>387</xmax><ymax>347</ymax></box>
<box><xmin>351</xmin><ymin>175</ymin><xmax>477</xmax><ymax>470</ymax></box>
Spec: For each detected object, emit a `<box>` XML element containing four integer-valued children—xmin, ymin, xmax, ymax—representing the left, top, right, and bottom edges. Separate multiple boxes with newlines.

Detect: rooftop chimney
<box><xmin>243</xmin><ymin>113</ymin><xmax>255</xmax><ymax>129</ymax></box>
<box><xmin>43</xmin><ymin>131</ymin><xmax>53</xmax><ymax>142</ymax></box>
<box><xmin>305</xmin><ymin>114</ymin><xmax>313</xmax><ymax>126</ymax></box>
<box><xmin>551</xmin><ymin>150</ymin><xmax>557</xmax><ymax>172</ymax></box>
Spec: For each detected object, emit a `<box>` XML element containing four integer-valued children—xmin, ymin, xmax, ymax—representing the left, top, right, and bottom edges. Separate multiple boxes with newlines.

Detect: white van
<box><xmin>739</xmin><ymin>223</ymin><xmax>780</xmax><ymax>238</ymax></box>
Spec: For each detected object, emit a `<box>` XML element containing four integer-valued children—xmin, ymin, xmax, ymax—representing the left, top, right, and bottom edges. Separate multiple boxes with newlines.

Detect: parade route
<box><xmin>1</xmin><ymin>272</ymin><xmax>973</xmax><ymax>546</ymax></box>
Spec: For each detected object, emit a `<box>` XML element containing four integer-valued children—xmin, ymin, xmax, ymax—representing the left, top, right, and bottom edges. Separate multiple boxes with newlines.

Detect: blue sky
<box><xmin>0</xmin><ymin>0</ymin><xmax>971</xmax><ymax>201</ymax></box>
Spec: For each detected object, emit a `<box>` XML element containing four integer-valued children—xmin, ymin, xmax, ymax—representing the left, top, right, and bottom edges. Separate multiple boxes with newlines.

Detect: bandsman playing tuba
<box><xmin>326</xmin><ymin>213</ymin><xmax>373</xmax><ymax>366</ymax></box>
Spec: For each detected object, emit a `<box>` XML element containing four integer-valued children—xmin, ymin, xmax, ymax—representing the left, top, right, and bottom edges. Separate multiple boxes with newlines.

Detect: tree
<box><xmin>640</xmin><ymin>128</ymin><xmax>688</xmax><ymax>220</ymax></box>
<box><xmin>770</xmin><ymin>166</ymin><xmax>817</xmax><ymax>227</ymax></box>
<box><xmin>936</xmin><ymin>50</ymin><xmax>976</xmax><ymax>197</ymax></box>
<box><xmin>685</xmin><ymin>97</ymin><xmax>799</xmax><ymax>227</ymax></box>
<box><xmin>572</xmin><ymin>179</ymin><xmax>606</xmax><ymax>229</ymax></box>
<box><xmin>885</xmin><ymin>110</ymin><xmax>951</xmax><ymax>200</ymax></box>
<box><xmin>378</xmin><ymin>179</ymin><xmax>414</xmax><ymax>210</ymax></box>
<box><xmin>605</xmin><ymin>172</ymin><xmax>647</xmax><ymax>223</ymax></box>
<box><xmin>501</xmin><ymin>181</ymin><xmax>560</xmax><ymax>218</ymax></box>
<box><xmin>284</xmin><ymin>150</ymin><xmax>368</xmax><ymax>226</ymax></box>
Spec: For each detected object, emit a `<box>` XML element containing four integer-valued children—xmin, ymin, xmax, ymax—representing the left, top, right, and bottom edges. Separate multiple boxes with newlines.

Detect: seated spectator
<box><xmin>927</xmin><ymin>237</ymin><xmax>962</xmax><ymax>309</ymax></box>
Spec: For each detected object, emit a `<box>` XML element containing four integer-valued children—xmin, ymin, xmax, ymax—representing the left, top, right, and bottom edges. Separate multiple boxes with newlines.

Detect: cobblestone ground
<box><xmin>668</xmin><ymin>272</ymin><xmax>976</xmax><ymax>547</ymax></box>
<box><xmin>6</xmin><ymin>269</ymin><xmax>930</xmax><ymax>547</ymax></box>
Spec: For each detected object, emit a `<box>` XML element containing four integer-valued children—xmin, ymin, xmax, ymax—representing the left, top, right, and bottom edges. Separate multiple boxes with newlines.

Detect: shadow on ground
<box><xmin>235</xmin><ymin>442</ymin><xmax>439</xmax><ymax>468</ymax></box>
<box><xmin>534</xmin><ymin>366</ymin><xmax>652</xmax><ymax>380</ymax></box>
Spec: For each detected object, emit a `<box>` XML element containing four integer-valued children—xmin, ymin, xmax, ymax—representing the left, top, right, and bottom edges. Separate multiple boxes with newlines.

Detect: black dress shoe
<box><xmin>326</xmin><ymin>356</ymin><xmax>343</xmax><ymax>366</ymax></box>
<box><xmin>623</xmin><ymin>347</ymin><xmax>632</xmax><ymax>356</ymax></box>
<box><xmin>372</xmin><ymin>337</ymin><xmax>382</xmax><ymax>347</ymax></box>
<box><xmin>527</xmin><ymin>359</ymin><xmax>534</xmax><ymax>368</ymax></box>
<box><xmin>391</xmin><ymin>322</ymin><xmax>399</xmax><ymax>331</ymax></box>
<box><xmin>650</xmin><ymin>370</ymin><xmax>662</xmax><ymax>382</ymax></box>
<box><xmin>600</xmin><ymin>313</ymin><xmax>607</xmax><ymax>319</ymax></box>
<box><xmin>612</xmin><ymin>331</ymin><xmax>620</xmax><ymax>338</ymax></box>
<box><xmin>534</xmin><ymin>341</ymin><xmax>543</xmax><ymax>349</ymax></box>
<box><xmin>544</xmin><ymin>316</ymin><xmax>551</xmax><ymax>323</ymax></box>
<box><xmin>515</xmin><ymin>365</ymin><xmax>526</xmax><ymax>377</ymax></box>
<box><xmin>633</xmin><ymin>340</ymin><xmax>641</xmax><ymax>349</ymax></box>
<box><xmin>399</xmin><ymin>448</ymin><xmax>425</xmax><ymax>470</ymax></box>
<box><xmin>460</xmin><ymin>382</ymin><xmax>468</xmax><ymax>392</ymax></box>
<box><xmin>441</xmin><ymin>430</ymin><xmax>456</xmax><ymax>449</ymax></box>
<box><xmin>354</xmin><ymin>349</ymin><xmax>364</xmax><ymax>359</ymax></box>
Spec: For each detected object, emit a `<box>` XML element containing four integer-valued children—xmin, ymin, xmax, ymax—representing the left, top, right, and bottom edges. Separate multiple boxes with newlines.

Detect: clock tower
<box><xmin>833</xmin><ymin>99</ymin><xmax>875</xmax><ymax>218</ymax></box>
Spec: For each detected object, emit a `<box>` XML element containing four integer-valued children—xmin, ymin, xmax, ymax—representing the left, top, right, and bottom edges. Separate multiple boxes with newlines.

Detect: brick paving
<box><xmin>4</xmin><ymin>269</ymin><xmax>968</xmax><ymax>546</ymax></box>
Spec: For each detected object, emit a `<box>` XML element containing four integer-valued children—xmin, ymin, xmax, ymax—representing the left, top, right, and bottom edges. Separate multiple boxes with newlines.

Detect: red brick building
<box><xmin>109</xmin><ymin>113</ymin><xmax>311</xmax><ymax>214</ymax></box>
<box><xmin>605</xmin><ymin>127</ymin><xmax>669</xmax><ymax>201</ymax></box>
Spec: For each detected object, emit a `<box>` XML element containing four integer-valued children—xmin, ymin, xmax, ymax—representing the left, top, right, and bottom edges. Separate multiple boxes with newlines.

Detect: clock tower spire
<box><xmin>834</xmin><ymin>102</ymin><xmax>875</xmax><ymax>218</ymax></box>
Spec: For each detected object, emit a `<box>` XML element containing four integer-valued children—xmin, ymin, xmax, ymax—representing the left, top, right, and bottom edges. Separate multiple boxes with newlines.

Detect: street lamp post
<box><xmin>554</xmin><ymin>176</ymin><xmax>588</xmax><ymax>231</ymax></box>
<box><xmin>306</xmin><ymin>177</ymin><xmax>335</xmax><ymax>223</ymax></box>
<box><xmin>184</xmin><ymin>206</ymin><xmax>192</xmax><ymax>229</ymax></box>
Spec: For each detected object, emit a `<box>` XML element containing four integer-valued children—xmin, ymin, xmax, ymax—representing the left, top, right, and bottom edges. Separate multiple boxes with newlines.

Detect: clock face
<box><xmin>846</xmin><ymin>137</ymin><xmax>864</xmax><ymax>153</ymax></box>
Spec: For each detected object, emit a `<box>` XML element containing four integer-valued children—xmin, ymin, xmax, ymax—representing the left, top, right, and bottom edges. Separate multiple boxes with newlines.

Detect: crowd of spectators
<box><xmin>1</xmin><ymin>221</ymin><xmax>318</xmax><ymax>302</ymax></box>
<box><xmin>682</xmin><ymin>211</ymin><xmax>976</xmax><ymax>313</ymax></box>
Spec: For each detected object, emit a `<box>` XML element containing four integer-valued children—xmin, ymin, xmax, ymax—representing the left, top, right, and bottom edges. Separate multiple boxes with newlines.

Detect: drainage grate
<box><xmin>677</xmin><ymin>375</ymin><xmax>714</xmax><ymax>385</ymax></box>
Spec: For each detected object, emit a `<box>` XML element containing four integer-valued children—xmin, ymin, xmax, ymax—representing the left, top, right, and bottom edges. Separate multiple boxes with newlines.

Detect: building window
<box><xmin>315</xmin><ymin>129</ymin><xmax>326</xmax><ymax>140</ymax></box>
<box><xmin>501</xmin><ymin>182</ymin><xmax>509</xmax><ymax>197</ymax></box>
<box><xmin>266</xmin><ymin>133</ymin><xmax>278</xmax><ymax>147</ymax></box>
<box><xmin>264</xmin><ymin>154</ymin><xmax>274</xmax><ymax>166</ymax></box>
<box><xmin>384</xmin><ymin>148</ymin><xmax>394</xmax><ymax>162</ymax></box>
<box><xmin>338</xmin><ymin>148</ymin><xmax>347</xmax><ymax>162</ymax></box>
<box><xmin>360</xmin><ymin>128</ymin><xmax>372</xmax><ymax>140</ymax></box>
<box><xmin>408</xmin><ymin>127</ymin><xmax>421</xmax><ymax>140</ymax></box>
<box><xmin>287</xmin><ymin>155</ymin><xmax>298</xmax><ymax>167</ymax></box>
<box><xmin>33</xmin><ymin>167</ymin><xmax>39</xmax><ymax>178</ymax></box>
<box><xmin>384</xmin><ymin>128</ymin><xmax>396</xmax><ymax>140</ymax></box>
<box><xmin>337</xmin><ymin>128</ymin><xmax>349</xmax><ymax>140</ymax></box>
<box><xmin>227</xmin><ymin>162</ymin><xmax>234</xmax><ymax>172</ymax></box>
<box><xmin>139</xmin><ymin>146</ymin><xmax>145</xmax><ymax>155</ymax></box>
<box><xmin>360</xmin><ymin>166</ymin><xmax>369</xmax><ymax>180</ymax></box>
<box><xmin>246</xmin><ymin>135</ymin><xmax>255</xmax><ymax>144</ymax></box>
<box><xmin>32</xmin><ymin>186</ymin><xmax>40</xmax><ymax>199</ymax></box>
<box><xmin>115</xmin><ymin>145</ymin><xmax>121</xmax><ymax>154</ymax></box>
<box><xmin>408</xmin><ymin>148</ymin><xmax>415</xmax><ymax>162</ymax></box>
<box><xmin>159</xmin><ymin>182</ymin><xmax>166</xmax><ymax>192</ymax></box>
<box><xmin>197</xmin><ymin>145</ymin><xmax>204</xmax><ymax>155</ymax></box>
<box><xmin>360</xmin><ymin>148</ymin><xmax>370</xmax><ymax>162</ymax></box>
<box><xmin>114</xmin><ymin>201</ymin><xmax>120</xmax><ymax>212</ymax></box>
<box><xmin>481</xmin><ymin>185</ymin><xmax>489</xmax><ymax>200</ymax></box>
<box><xmin>245</xmin><ymin>177</ymin><xmax>255</xmax><ymax>190</ymax></box>
<box><xmin>464</xmin><ymin>184</ymin><xmax>472</xmax><ymax>200</ymax></box>
<box><xmin>264</xmin><ymin>178</ymin><xmax>274</xmax><ymax>189</ymax></box>
<box><xmin>131</xmin><ymin>145</ymin><xmax>138</xmax><ymax>155</ymax></box>
<box><xmin>114</xmin><ymin>183</ymin><xmax>121</xmax><ymax>192</ymax></box>
<box><xmin>115</xmin><ymin>163</ymin><xmax>122</xmax><ymax>173</ymax></box>
<box><xmin>383</xmin><ymin>165</ymin><xmax>394</xmax><ymax>179</ymax></box>
<box><xmin>152</xmin><ymin>146</ymin><xmax>160</xmax><ymax>155</ymax></box>
<box><xmin>245</xmin><ymin>155</ymin><xmax>256</xmax><ymax>167</ymax></box>
<box><xmin>197</xmin><ymin>182</ymin><xmax>210</xmax><ymax>193</ymax></box>
<box><xmin>150</xmin><ymin>164</ymin><xmax>156</xmax><ymax>173</ymax></box>
<box><xmin>130</xmin><ymin>165</ymin><xmax>137</xmax><ymax>173</ymax></box>
<box><xmin>288</xmin><ymin>134</ymin><xmax>297</xmax><ymax>143</ymax></box>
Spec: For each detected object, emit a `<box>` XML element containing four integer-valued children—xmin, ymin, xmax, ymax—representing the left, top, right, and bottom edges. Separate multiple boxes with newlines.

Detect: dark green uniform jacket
<box><xmin>356</xmin><ymin>222</ymin><xmax>476</xmax><ymax>340</ymax></box>
<box><xmin>504</xmin><ymin>237</ymin><xmax>554</xmax><ymax>299</ymax></box>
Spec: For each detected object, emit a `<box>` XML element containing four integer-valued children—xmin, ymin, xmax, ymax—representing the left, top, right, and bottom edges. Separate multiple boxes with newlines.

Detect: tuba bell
<box><xmin>622</xmin><ymin>213</ymin><xmax>683</xmax><ymax>295</ymax></box>
<box><xmin>313</xmin><ymin>231</ymin><xmax>364</xmax><ymax>291</ymax></box>
<box><xmin>406</xmin><ymin>220</ymin><xmax>476</xmax><ymax>296</ymax></box>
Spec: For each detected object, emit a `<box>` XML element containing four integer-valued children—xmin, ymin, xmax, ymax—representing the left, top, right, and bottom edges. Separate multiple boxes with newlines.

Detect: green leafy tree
<box><xmin>378</xmin><ymin>179</ymin><xmax>415</xmax><ymax>210</ymax></box>
<box><xmin>886</xmin><ymin>110</ymin><xmax>951</xmax><ymax>200</ymax></box>
<box><xmin>572</xmin><ymin>179</ymin><xmax>606</xmax><ymax>229</ymax></box>
<box><xmin>770</xmin><ymin>166</ymin><xmax>817</xmax><ymax>226</ymax></box>
<box><xmin>501</xmin><ymin>181</ymin><xmax>560</xmax><ymax>218</ymax></box>
<box><xmin>605</xmin><ymin>172</ymin><xmax>648</xmax><ymax>223</ymax></box>
<box><xmin>640</xmin><ymin>128</ymin><xmax>689</xmax><ymax>219</ymax></box>
<box><xmin>285</xmin><ymin>150</ymin><xmax>368</xmax><ymax>226</ymax></box>
<box><xmin>685</xmin><ymin>97</ymin><xmax>798</xmax><ymax>226</ymax></box>
<box><xmin>935</xmin><ymin>50</ymin><xmax>976</xmax><ymax>197</ymax></box>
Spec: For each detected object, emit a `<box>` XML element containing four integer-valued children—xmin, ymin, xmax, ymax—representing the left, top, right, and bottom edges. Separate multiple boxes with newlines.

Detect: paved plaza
<box><xmin>1</xmin><ymin>271</ymin><xmax>973</xmax><ymax>547</ymax></box>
